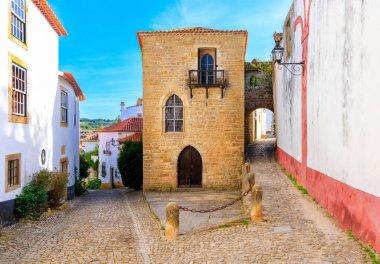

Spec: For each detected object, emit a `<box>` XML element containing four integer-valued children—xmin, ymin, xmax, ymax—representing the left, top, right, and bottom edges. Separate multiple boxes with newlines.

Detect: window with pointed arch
<box><xmin>165</xmin><ymin>95</ymin><xmax>183</xmax><ymax>132</ymax></box>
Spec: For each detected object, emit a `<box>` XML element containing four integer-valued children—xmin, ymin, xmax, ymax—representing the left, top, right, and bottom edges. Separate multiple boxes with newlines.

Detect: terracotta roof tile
<box><xmin>61</xmin><ymin>72</ymin><xmax>86</xmax><ymax>101</ymax></box>
<box><xmin>82</xmin><ymin>133</ymin><xmax>99</xmax><ymax>142</ymax></box>
<box><xmin>117</xmin><ymin>133</ymin><xmax>142</xmax><ymax>143</ymax></box>
<box><xmin>32</xmin><ymin>0</ymin><xmax>67</xmax><ymax>36</ymax></box>
<box><xmin>137</xmin><ymin>27</ymin><xmax>247</xmax><ymax>34</ymax></box>
<box><xmin>98</xmin><ymin>117</ymin><xmax>143</xmax><ymax>133</ymax></box>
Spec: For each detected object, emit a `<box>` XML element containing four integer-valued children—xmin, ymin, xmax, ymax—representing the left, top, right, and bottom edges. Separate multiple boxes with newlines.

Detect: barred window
<box><xmin>8</xmin><ymin>159</ymin><xmax>19</xmax><ymax>188</ymax></box>
<box><xmin>12</xmin><ymin>63</ymin><xmax>27</xmax><ymax>116</ymax></box>
<box><xmin>11</xmin><ymin>0</ymin><xmax>26</xmax><ymax>43</ymax></box>
<box><xmin>165</xmin><ymin>95</ymin><xmax>183</xmax><ymax>132</ymax></box>
<box><xmin>61</xmin><ymin>90</ymin><xmax>68</xmax><ymax>123</ymax></box>
<box><xmin>101</xmin><ymin>162</ymin><xmax>106</xmax><ymax>177</ymax></box>
<box><xmin>5</xmin><ymin>153</ymin><xmax>21</xmax><ymax>192</ymax></box>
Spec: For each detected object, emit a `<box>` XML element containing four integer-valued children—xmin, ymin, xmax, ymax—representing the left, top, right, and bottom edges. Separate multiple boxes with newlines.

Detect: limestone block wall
<box><xmin>139</xmin><ymin>31</ymin><xmax>246</xmax><ymax>191</ymax></box>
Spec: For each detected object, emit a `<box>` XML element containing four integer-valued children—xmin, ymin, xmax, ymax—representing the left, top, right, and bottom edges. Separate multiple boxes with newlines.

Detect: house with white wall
<box><xmin>81</xmin><ymin>133</ymin><xmax>99</xmax><ymax>153</ymax></box>
<box><xmin>97</xmin><ymin>117</ymin><xmax>142</xmax><ymax>189</ymax></box>
<box><xmin>0</xmin><ymin>0</ymin><xmax>84</xmax><ymax>225</ymax></box>
<box><xmin>273</xmin><ymin>0</ymin><xmax>380</xmax><ymax>252</ymax></box>
<box><xmin>120</xmin><ymin>98</ymin><xmax>143</xmax><ymax>121</ymax></box>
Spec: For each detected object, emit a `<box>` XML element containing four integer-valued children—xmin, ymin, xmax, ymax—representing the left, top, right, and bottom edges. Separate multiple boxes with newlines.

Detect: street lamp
<box><xmin>109</xmin><ymin>138</ymin><xmax>120</xmax><ymax>147</ymax></box>
<box><xmin>271</xmin><ymin>32</ymin><xmax>304</xmax><ymax>76</ymax></box>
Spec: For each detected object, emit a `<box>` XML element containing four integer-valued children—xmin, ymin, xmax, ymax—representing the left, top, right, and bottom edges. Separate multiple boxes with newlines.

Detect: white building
<box><xmin>120</xmin><ymin>98</ymin><xmax>143</xmax><ymax>121</ymax></box>
<box><xmin>0</xmin><ymin>0</ymin><xmax>84</xmax><ymax>225</ymax></box>
<box><xmin>97</xmin><ymin>117</ymin><xmax>142</xmax><ymax>188</ymax></box>
<box><xmin>81</xmin><ymin>133</ymin><xmax>99</xmax><ymax>153</ymax></box>
<box><xmin>273</xmin><ymin>0</ymin><xmax>380</xmax><ymax>252</ymax></box>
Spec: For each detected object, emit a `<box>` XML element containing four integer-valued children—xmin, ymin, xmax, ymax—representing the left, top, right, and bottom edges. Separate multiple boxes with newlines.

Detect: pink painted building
<box><xmin>273</xmin><ymin>0</ymin><xmax>380</xmax><ymax>252</ymax></box>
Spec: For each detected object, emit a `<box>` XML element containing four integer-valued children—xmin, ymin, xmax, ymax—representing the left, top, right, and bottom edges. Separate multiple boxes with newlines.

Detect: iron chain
<box><xmin>178</xmin><ymin>189</ymin><xmax>251</xmax><ymax>213</ymax></box>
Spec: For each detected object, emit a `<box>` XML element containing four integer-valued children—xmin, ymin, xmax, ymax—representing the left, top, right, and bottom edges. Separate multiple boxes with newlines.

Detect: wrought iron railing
<box><xmin>188</xmin><ymin>70</ymin><xmax>225</xmax><ymax>87</ymax></box>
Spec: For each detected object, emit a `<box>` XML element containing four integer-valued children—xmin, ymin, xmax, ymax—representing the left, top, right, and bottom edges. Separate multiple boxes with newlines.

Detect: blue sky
<box><xmin>49</xmin><ymin>0</ymin><xmax>292</xmax><ymax>119</ymax></box>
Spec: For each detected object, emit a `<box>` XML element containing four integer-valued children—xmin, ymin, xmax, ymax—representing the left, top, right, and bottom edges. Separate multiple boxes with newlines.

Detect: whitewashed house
<box><xmin>81</xmin><ymin>133</ymin><xmax>99</xmax><ymax>153</ymax></box>
<box><xmin>97</xmin><ymin>117</ymin><xmax>142</xmax><ymax>188</ymax></box>
<box><xmin>273</xmin><ymin>0</ymin><xmax>380</xmax><ymax>252</ymax></box>
<box><xmin>120</xmin><ymin>98</ymin><xmax>143</xmax><ymax>121</ymax></box>
<box><xmin>0</xmin><ymin>0</ymin><xmax>84</xmax><ymax>225</ymax></box>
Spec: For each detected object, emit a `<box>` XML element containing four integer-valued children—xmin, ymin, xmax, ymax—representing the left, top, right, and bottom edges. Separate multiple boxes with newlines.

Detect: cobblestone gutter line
<box><xmin>123</xmin><ymin>190</ymin><xmax>151</xmax><ymax>264</ymax></box>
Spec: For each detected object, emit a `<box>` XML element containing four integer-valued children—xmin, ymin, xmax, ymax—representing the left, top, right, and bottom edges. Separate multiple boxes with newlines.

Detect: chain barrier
<box><xmin>178</xmin><ymin>188</ymin><xmax>251</xmax><ymax>213</ymax></box>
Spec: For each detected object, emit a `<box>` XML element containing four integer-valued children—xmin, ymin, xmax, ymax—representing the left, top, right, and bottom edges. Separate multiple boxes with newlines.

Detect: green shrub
<box><xmin>15</xmin><ymin>183</ymin><xmax>48</xmax><ymax>218</ymax></box>
<box><xmin>87</xmin><ymin>179</ymin><xmax>101</xmax><ymax>189</ymax></box>
<box><xmin>33</xmin><ymin>170</ymin><xmax>51</xmax><ymax>189</ymax></box>
<box><xmin>49</xmin><ymin>172</ymin><xmax>68</xmax><ymax>208</ymax></box>
<box><xmin>117</xmin><ymin>141</ymin><xmax>143</xmax><ymax>190</ymax></box>
<box><xmin>75</xmin><ymin>180</ymin><xmax>87</xmax><ymax>196</ymax></box>
<box><xmin>79</xmin><ymin>155</ymin><xmax>90</xmax><ymax>179</ymax></box>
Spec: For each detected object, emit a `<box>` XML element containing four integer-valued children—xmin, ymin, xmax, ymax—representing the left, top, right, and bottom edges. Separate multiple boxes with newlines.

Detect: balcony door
<box><xmin>199</xmin><ymin>48</ymin><xmax>216</xmax><ymax>85</ymax></box>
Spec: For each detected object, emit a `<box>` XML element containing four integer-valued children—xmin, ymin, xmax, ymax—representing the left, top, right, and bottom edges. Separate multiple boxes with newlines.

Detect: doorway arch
<box><xmin>178</xmin><ymin>146</ymin><xmax>202</xmax><ymax>188</ymax></box>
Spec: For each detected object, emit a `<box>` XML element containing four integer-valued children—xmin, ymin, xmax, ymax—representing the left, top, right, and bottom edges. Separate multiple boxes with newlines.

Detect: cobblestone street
<box><xmin>0</xmin><ymin>159</ymin><xmax>370</xmax><ymax>263</ymax></box>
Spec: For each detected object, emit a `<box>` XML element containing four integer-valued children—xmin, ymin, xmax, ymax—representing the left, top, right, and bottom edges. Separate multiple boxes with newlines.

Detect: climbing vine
<box><xmin>247</xmin><ymin>60</ymin><xmax>273</xmax><ymax>95</ymax></box>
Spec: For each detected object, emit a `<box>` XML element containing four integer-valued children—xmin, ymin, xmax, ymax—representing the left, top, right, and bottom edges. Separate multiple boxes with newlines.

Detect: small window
<box><xmin>165</xmin><ymin>95</ymin><xmax>183</xmax><ymax>132</ymax></box>
<box><xmin>12</xmin><ymin>63</ymin><xmax>27</xmax><ymax>116</ymax></box>
<box><xmin>200</xmin><ymin>54</ymin><xmax>215</xmax><ymax>84</ymax></box>
<box><xmin>11</xmin><ymin>0</ymin><xmax>26</xmax><ymax>43</ymax></box>
<box><xmin>61</xmin><ymin>90</ymin><xmax>68</xmax><ymax>124</ymax></box>
<box><xmin>5</xmin><ymin>153</ymin><xmax>21</xmax><ymax>192</ymax></box>
<box><xmin>101</xmin><ymin>162</ymin><xmax>106</xmax><ymax>177</ymax></box>
<box><xmin>285</xmin><ymin>18</ymin><xmax>292</xmax><ymax>58</ymax></box>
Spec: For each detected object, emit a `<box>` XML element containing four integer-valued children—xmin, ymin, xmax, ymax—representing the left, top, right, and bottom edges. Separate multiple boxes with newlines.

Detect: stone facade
<box><xmin>138</xmin><ymin>28</ymin><xmax>247</xmax><ymax>191</ymax></box>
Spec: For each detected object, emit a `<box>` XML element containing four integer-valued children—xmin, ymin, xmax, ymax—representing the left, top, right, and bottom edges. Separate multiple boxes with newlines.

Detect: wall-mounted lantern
<box><xmin>271</xmin><ymin>32</ymin><xmax>304</xmax><ymax>76</ymax></box>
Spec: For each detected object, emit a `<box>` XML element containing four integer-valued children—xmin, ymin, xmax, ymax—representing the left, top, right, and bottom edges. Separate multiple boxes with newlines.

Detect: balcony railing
<box><xmin>188</xmin><ymin>70</ymin><xmax>226</xmax><ymax>98</ymax></box>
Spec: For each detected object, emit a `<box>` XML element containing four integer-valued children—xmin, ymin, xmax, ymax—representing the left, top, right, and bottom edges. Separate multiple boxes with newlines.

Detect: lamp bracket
<box><xmin>276</xmin><ymin>61</ymin><xmax>304</xmax><ymax>76</ymax></box>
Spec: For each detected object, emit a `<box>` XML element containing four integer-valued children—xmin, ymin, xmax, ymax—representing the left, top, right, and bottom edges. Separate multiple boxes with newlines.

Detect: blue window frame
<box><xmin>200</xmin><ymin>54</ymin><xmax>214</xmax><ymax>84</ymax></box>
<box><xmin>11</xmin><ymin>0</ymin><xmax>26</xmax><ymax>43</ymax></box>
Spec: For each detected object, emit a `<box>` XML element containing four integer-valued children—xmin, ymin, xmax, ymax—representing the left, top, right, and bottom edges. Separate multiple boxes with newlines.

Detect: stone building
<box><xmin>137</xmin><ymin>27</ymin><xmax>247</xmax><ymax>191</ymax></box>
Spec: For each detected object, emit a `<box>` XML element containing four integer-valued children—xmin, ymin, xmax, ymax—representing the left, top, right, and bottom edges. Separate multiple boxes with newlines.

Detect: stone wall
<box><xmin>139</xmin><ymin>30</ymin><xmax>246</xmax><ymax>191</ymax></box>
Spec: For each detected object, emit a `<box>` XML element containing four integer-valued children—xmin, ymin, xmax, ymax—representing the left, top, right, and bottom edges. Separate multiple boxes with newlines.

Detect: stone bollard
<box><xmin>165</xmin><ymin>202</ymin><xmax>179</xmax><ymax>240</ymax></box>
<box><xmin>242</xmin><ymin>173</ymin><xmax>255</xmax><ymax>214</ymax></box>
<box><xmin>251</xmin><ymin>185</ymin><xmax>263</xmax><ymax>222</ymax></box>
<box><xmin>242</xmin><ymin>162</ymin><xmax>251</xmax><ymax>176</ymax></box>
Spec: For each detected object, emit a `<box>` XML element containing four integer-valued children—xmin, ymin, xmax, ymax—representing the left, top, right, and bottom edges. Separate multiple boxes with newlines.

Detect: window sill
<box><xmin>5</xmin><ymin>184</ymin><xmax>21</xmax><ymax>193</ymax></box>
<box><xmin>60</xmin><ymin>122</ymin><xmax>69</xmax><ymax>128</ymax></box>
<box><xmin>8</xmin><ymin>34</ymin><xmax>28</xmax><ymax>51</ymax></box>
<box><xmin>9</xmin><ymin>115</ymin><xmax>28</xmax><ymax>124</ymax></box>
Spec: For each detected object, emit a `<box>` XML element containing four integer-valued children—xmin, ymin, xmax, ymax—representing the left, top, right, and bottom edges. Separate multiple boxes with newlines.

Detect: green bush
<box><xmin>49</xmin><ymin>171</ymin><xmax>68</xmax><ymax>208</ymax></box>
<box><xmin>118</xmin><ymin>141</ymin><xmax>143</xmax><ymax>190</ymax></box>
<box><xmin>15</xmin><ymin>183</ymin><xmax>48</xmax><ymax>218</ymax></box>
<box><xmin>75</xmin><ymin>180</ymin><xmax>87</xmax><ymax>196</ymax></box>
<box><xmin>87</xmin><ymin>179</ymin><xmax>101</xmax><ymax>189</ymax></box>
<box><xmin>33</xmin><ymin>170</ymin><xmax>51</xmax><ymax>189</ymax></box>
<box><xmin>79</xmin><ymin>155</ymin><xmax>90</xmax><ymax>179</ymax></box>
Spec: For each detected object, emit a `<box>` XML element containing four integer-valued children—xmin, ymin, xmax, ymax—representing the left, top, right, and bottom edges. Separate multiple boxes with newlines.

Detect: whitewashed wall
<box><xmin>275</xmin><ymin>0</ymin><xmax>380</xmax><ymax>197</ymax></box>
<box><xmin>56</xmin><ymin>75</ymin><xmax>81</xmax><ymax>189</ymax></box>
<box><xmin>98</xmin><ymin>132</ymin><xmax>133</xmax><ymax>186</ymax></box>
<box><xmin>120</xmin><ymin>105</ymin><xmax>142</xmax><ymax>121</ymax></box>
<box><xmin>82</xmin><ymin>141</ymin><xmax>98</xmax><ymax>153</ymax></box>
<box><xmin>0</xmin><ymin>0</ymin><xmax>59</xmax><ymax>204</ymax></box>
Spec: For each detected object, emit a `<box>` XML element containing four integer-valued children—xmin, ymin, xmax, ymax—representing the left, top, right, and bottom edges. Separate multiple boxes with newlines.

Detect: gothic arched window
<box><xmin>165</xmin><ymin>95</ymin><xmax>183</xmax><ymax>132</ymax></box>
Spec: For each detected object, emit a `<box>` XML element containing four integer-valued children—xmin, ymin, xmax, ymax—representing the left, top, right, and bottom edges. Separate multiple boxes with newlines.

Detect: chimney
<box><xmin>120</xmin><ymin>102</ymin><xmax>125</xmax><ymax>110</ymax></box>
<box><xmin>136</xmin><ymin>98</ymin><xmax>143</xmax><ymax>105</ymax></box>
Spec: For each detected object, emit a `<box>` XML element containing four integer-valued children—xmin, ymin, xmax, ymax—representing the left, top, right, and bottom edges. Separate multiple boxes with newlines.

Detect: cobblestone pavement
<box><xmin>0</xmin><ymin>159</ymin><xmax>370</xmax><ymax>263</ymax></box>
<box><xmin>0</xmin><ymin>189</ymin><xmax>144</xmax><ymax>263</ymax></box>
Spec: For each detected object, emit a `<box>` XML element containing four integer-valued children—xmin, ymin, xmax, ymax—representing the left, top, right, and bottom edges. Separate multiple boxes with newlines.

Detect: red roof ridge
<box><xmin>60</xmin><ymin>72</ymin><xmax>86</xmax><ymax>101</ymax></box>
<box><xmin>98</xmin><ymin>117</ymin><xmax>143</xmax><ymax>133</ymax></box>
<box><xmin>32</xmin><ymin>0</ymin><xmax>67</xmax><ymax>36</ymax></box>
<box><xmin>117</xmin><ymin>133</ymin><xmax>142</xmax><ymax>143</ymax></box>
<box><xmin>137</xmin><ymin>27</ymin><xmax>247</xmax><ymax>35</ymax></box>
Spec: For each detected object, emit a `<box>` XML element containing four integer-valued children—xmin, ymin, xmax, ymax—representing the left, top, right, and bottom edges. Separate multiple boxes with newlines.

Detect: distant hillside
<box><xmin>80</xmin><ymin>118</ymin><xmax>118</xmax><ymax>131</ymax></box>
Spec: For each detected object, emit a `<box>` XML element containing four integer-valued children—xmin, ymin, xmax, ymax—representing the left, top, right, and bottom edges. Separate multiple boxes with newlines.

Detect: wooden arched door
<box><xmin>178</xmin><ymin>146</ymin><xmax>202</xmax><ymax>188</ymax></box>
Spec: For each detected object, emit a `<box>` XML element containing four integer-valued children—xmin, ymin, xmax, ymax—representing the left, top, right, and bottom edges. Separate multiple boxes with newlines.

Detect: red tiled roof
<box><xmin>61</xmin><ymin>72</ymin><xmax>86</xmax><ymax>101</ymax></box>
<box><xmin>32</xmin><ymin>0</ymin><xmax>67</xmax><ymax>36</ymax></box>
<box><xmin>98</xmin><ymin>117</ymin><xmax>143</xmax><ymax>133</ymax></box>
<box><xmin>137</xmin><ymin>27</ymin><xmax>248</xmax><ymax>56</ymax></box>
<box><xmin>117</xmin><ymin>133</ymin><xmax>142</xmax><ymax>143</ymax></box>
<box><xmin>82</xmin><ymin>133</ymin><xmax>99</xmax><ymax>142</ymax></box>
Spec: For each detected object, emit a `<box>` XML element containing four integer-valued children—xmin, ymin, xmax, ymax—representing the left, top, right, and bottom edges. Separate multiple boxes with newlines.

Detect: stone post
<box><xmin>242</xmin><ymin>162</ymin><xmax>251</xmax><ymax>176</ymax></box>
<box><xmin>251</xmin><ymin>185</ymin><xmax>263</xmax><ymax>222</ymax></box>
<box><xmin>165</xmin><ymin>202</ymin><xmax>179</xmax><ymax>240</ymax></box>
<box><xmin>242</xmin><ymin>173</ymin><xmax>255</xmax><ymax>214</ymax></box>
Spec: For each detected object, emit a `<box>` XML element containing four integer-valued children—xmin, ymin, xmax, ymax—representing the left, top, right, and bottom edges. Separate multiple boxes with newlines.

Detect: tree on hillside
<box><xmin>117</xmin><ymin>141</ymin><xmax>143</xmax><ymax>190</ymax></box>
